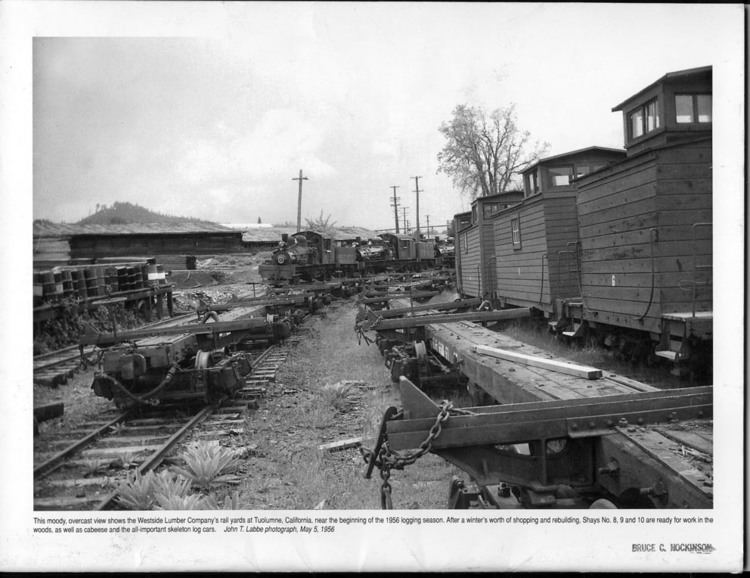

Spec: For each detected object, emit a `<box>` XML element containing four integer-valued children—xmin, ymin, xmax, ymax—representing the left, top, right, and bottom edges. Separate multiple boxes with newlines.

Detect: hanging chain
<box><xmin>361</xmin><ymin>400</ymin><xmax>453</xmax><ymax>509</ymax></box>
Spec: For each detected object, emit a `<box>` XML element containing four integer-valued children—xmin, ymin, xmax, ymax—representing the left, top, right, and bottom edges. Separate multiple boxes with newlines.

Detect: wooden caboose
<box><xmin>575</xmin><ymin>66</ymin><xmax>713</xmax><ymax>362</ymax></box>
<box><xmin>453</xmin><ymin>192</ymin><xmax>523</xmax><ymax>299</ymax></box>
<box><xmin>488</xmin><ymin>147</ymin><xmax>626</xmax><ymax>315</ymax></box>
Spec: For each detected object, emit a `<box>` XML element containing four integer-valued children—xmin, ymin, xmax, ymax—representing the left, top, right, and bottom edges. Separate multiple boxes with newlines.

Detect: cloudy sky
<box><xmin>31</xmin><ymin>3</ymin><xmax>742</xmax><ymax>230</ymax></box>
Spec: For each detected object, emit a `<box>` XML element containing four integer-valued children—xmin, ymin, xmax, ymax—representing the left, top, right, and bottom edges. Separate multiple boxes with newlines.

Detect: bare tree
<box><xmin>305</xmin><ymin>210</ymin><xmax>337</xmax><ymax>235</ymax></box>
<box><xmin>437</xmin><ymin>104</ymin><xmax>547</xmax><ymax>200</ymax></box>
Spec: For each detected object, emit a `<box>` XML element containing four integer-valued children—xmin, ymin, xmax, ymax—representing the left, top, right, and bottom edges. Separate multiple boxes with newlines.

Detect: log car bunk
<box><xmin>362</xmin><ymin>297</ymin><xmax>713</xmax><ymax>509</ymax></box>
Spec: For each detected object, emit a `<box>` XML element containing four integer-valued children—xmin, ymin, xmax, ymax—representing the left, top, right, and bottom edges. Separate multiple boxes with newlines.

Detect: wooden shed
<box><xmin>68</xmin><ymin>223</ymin><xmax>244</xmax><ymax>259</ymax></box>
<box><xmin>576</xmin><ymin>66</ymin><xmax>712</xmax><ymax>349</ymax></box>
<box><xmin>490</xmin><ymin>148</ymin><xmax>626</xmax><ymax>314</ymax></box>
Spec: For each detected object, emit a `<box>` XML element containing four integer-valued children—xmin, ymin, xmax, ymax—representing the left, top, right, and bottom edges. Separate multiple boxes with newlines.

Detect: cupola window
<box><xmin>675</xmin><ymin>94</ymin><xmax>712</xmax><ymax>124</ymax></box>
<box><xmin>628</xmin><ymin>98</ymin><xmax>660</xmax><ymax>140</ymax></box>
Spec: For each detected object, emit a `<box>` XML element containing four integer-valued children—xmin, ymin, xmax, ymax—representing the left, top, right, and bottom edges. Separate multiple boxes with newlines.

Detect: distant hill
<box><xmin>75</xmin><ymin>202</ymin><xmax>218</xmax><ymax>226</ymax></box>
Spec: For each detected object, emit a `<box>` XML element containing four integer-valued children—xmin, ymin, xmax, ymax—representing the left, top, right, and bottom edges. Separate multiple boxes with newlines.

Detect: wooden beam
<box><xmin>79</xmin><ymin>317</ymin><xmax>270</xmax><ymax>346</ymax></box>
<box><xmin>34</xmin><ymin>403</ymin><xmax>64</xmax><ymax>423</ymax></box>
<box><xmin>317</xmin><ymin>437</ymin><xmax>363</xmax><ymax>452</ymax></box>
<box><xmin>371</xmin><ymin>297</ymin><xmax>482</xmax><ymax>318</ymax></box>
<box><xmin>474</xmin><ymin>344</ymin><xmax>602</xmax><ymax>379</ymax></box>
<box><xmin>359</xmin><ymin>290</ymin><xmax>440</xmax><ymax>303</ymax></box>
<box><xmin>364</xmin><ymin>308</ymin><xmax>531</xmax><ymax>330</ymax></box>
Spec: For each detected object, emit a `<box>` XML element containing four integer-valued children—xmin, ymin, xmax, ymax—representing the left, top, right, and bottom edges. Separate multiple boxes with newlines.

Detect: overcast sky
<box><xmin>31</xmin><ymin>3</ymin><xmax>742</xmax><ymax>230</ymax></box>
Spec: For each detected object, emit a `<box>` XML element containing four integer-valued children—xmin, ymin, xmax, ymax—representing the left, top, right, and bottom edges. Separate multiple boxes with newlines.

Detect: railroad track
<box><xmin>33</xmin><ymin>312</ymin><xmax>198</xmax><ymax>387</ymax></box>
<box><xmin>33</xmin><ymin>344</ymin><xmax>289</xmax><ymax>511</ymax></box>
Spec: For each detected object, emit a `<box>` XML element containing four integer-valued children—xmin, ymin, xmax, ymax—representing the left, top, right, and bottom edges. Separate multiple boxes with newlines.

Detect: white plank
<box><xmin>473</xmin><ymin>344</ymin><xmax>602</xmax><ymax>380</ymax></box>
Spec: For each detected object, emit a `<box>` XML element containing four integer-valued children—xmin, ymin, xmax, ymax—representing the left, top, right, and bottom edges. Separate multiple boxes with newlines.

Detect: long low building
<box><xmin>33</xmin><ymin>221</ymin><xmax>244</xmax><ymax>267</ymax></box>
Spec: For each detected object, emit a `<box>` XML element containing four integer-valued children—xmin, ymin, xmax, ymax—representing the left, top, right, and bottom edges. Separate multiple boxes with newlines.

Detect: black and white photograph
<box><xmin>1</xmin><ymin>1</ymin><xmax>744</xmax><ymax>572</ymax></box>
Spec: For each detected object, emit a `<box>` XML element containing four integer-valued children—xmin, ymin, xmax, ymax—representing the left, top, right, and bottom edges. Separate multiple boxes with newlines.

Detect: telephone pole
<box><xmin>389</xmin><ymin>186</ymin><xmax>401</xmax><ymax>234</ymax></box>
<box><xmin>292</xmin><ymin>169</ymin><xmax>308</xmax><ymax>233</ymax></box>
<box><xmin>401</xmin><ymin>206</ymin><xmax>409</xmax><ymax>234</ymax></box>
<box><xmin>426</xmin><ymin>215</ymin><xmax>431</xmax><ymax>237</ymax></box>
<box><xmin>412</xmin><ymin>176</ymin><xmax>422</xmax><ymax>238</ymax></box>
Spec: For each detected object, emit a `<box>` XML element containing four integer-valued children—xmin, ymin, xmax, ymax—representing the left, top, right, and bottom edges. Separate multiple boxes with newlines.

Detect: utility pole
<box><xmin>426</xmin><ymin>215</ymin><xmax>431</xmax><ymax>237</ymax></box>
<box><xmin>401</xmin><ymin>206</ymin><xmax>409</xmax><ymax>234</ymax></box>
<box><xmin>292</xmin><ymin>169</ymin><xmax>308</xmax><ymax>233</ymax></box>
<box><xmin>389</xmin><ymin>186</ymin><xmax>401</xmax><ymax>234</ymax></box>
<box><xmin>412</xmin><ymin>176</ymin><xmax>422</xmax><ymax>239</ymax></box>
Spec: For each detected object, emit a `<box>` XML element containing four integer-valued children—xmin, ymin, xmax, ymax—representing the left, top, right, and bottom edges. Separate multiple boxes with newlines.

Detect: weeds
<box><xmin>116</xmin><ymin>470</ymin><xmax>157</xmax><ymax>510</ymax></box>
<box><xmin>81</xmin><ymin>458</ymin><xmax>109</xmax><ymax>477</ymax></box>
<box><xmin>202</xmin><ymin>491</ymin><xmax>241</xmax><ymax>510</ymax></box>
<box><xmin>152</xmin><ymin>469</ymin><xmax>191</xmax><ymax>499</ymax></box>
<box><xmin>319</xmin><ymin>381</ymin><xmax>361</xmax><ymax>412</ymax></box>
<box><xmin>171</xmin><ymin>440</ymin><xmax>241</xmax><ymax>491</ymax></box>
<box><xmin>113</xmin><ymin>452</ymin><xmax>140</xmax><ymax>470</ymax></box>
<box><xmin>154</xmin><ymin>493</ymin><xmax>211</xmax><ymax>510</ymax></box>
<box><xmin>116</xmin><ymin>465</ymin><xmax>243</xmax><ymax>510</ymax></box>
<box><xmin>108</xmin><ymin>422</ymin><xmax>128</xmax><ymax>436</ymax></box>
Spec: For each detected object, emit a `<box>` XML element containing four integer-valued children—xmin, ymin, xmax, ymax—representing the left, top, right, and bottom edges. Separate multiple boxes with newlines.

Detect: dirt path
<box><xmin>236</xmin><ymin>298</ymin><xmax>462</xmax><ymax>510</ymax></box>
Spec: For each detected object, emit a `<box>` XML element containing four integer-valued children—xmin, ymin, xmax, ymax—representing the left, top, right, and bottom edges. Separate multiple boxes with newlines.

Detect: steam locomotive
<box><xmin>259</xmin><ymin>230</ymin><xmax>443</xmax><ymax>284</ymax></box>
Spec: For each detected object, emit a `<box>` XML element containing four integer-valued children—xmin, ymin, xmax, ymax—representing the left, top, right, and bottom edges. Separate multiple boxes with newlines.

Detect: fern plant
<box><xmin>172</xmin><ymin>441</ymin><xmax>241</xmax><ymax>491</ymax></box>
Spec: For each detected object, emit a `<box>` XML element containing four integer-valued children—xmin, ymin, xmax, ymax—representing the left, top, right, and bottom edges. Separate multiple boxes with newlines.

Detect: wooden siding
<box><xmin>576</xmin><ymin>140</ymin><xmax>712</xmax><ymax>334</ymax></box>
<box><xmin>490</xmin><ymin>194</ymin><xmax>580</xmax><ymax>313</ymax></box>
<box><xmin>33</xmin><ymin>236</ymin><xmax>71</xmax><ymax>268</ymax></box>
<box><xmin>655</xmin><ymin>141</ymin><xmax>712</xmax><ymax>315</ymax></box>
<box><xmin>70</xmin><ymin>232</ymin><xmax>245</xmax><ymax>259</ymax></box>
<box><xmin>542</xmin><ymin>195</ymin><xmax>581</xmax><ymax>301</ymax></box>
<box><xmin>460</xmin><ymin>226</ymin><xmax>482</xmax><ymax>297</ymax></box>
<box><xmin>577</xmin><ymin>159</ymin><xmax>661</xmax><ymax>333</ymax></box>
<box><xmin>493</xmin><ymin>198</ymin><xmax>551</xmax><ymax>310</ymax></box>
<box><xmin>480</xmin><ymin>223</ymin><xmax>496</xmax><ymax>298</ymax></box>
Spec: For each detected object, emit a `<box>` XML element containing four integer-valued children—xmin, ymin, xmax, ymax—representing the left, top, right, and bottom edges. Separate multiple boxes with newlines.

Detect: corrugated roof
<box><xmin>33</xmin><ymin>221</ymin><xmax>237</xmax><ymax>238</ymax></box>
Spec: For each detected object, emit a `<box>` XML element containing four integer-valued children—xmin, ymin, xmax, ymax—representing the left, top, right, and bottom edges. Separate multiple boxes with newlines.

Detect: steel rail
<box><xmin>34</xmin><ymin>412</ymin><xmax>131</xmax><ymax>479</ymax></box>
<box><xmin>95</xmin><ymin>405</ymin><xmax>216</xmax><ymax>511</ymax></box>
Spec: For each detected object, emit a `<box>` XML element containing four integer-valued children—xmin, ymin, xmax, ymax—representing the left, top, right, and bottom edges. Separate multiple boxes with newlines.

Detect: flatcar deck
<box><xmin>384</xmin><ymin>297</ymin><xmax>713</xmax><ymax>508</ymax></box>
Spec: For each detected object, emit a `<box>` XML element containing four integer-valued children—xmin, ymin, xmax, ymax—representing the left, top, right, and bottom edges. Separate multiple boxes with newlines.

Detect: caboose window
<box><xmin>646</xmin><ymin>99</ymin><xmax>660</xmax><ymax>132</ymax></box>
<box><xmin>511</xmin><ymin>218</ymin><xmax>521</xmax><ymax>249</ymax></box>
<box><xmin>696</xmin><ymin>94</ymin><xmax>712</xmax><ymax>122</ymax></box>
<box><xmin>548</xmin><ymin>166</ymin><xmax>572</xmax><ymax>187</ymax></box>
<box><xmin>675</xmin><ymin>94</ymin><xmax>693</xmax><ymax>123</ymax></box>
<box><xmin>630</xmin><ymin>107</ymin><xmax>644</xmax><ymax>138</ymax></box>
<box><xmin>628</xmin><ymin>98</ymin><xmax>660</xmax><ymax>139</ymax></box>
<box><xmin>675</xmin><ymin>94</ymin><xmax>711</xmax><ymax>124</ymax></box>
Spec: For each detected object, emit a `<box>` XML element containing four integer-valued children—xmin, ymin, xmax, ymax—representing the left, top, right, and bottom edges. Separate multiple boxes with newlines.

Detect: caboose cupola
<box><xmin>613</xmin><ymin>65</ymin><xmax>712</xmax><ymax>156</ymax></box>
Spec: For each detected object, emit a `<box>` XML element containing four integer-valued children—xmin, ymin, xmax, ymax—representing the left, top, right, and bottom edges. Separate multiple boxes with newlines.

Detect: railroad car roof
<box><xmin>521</xmin><ymin>146</ymin><xmax>626</xmax><ymax>174</ymax></box>
<box><xmin>612</xmin><ymin>65</ymin><xmax>712</xmax><ymax>112</ymax></box>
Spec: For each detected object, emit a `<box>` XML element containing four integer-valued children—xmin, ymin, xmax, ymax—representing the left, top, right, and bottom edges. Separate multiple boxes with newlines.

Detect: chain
<box><xmin>361</xmin><ymin>400</ymin><xmax>453</xmax><ymax>509</ymax></box>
